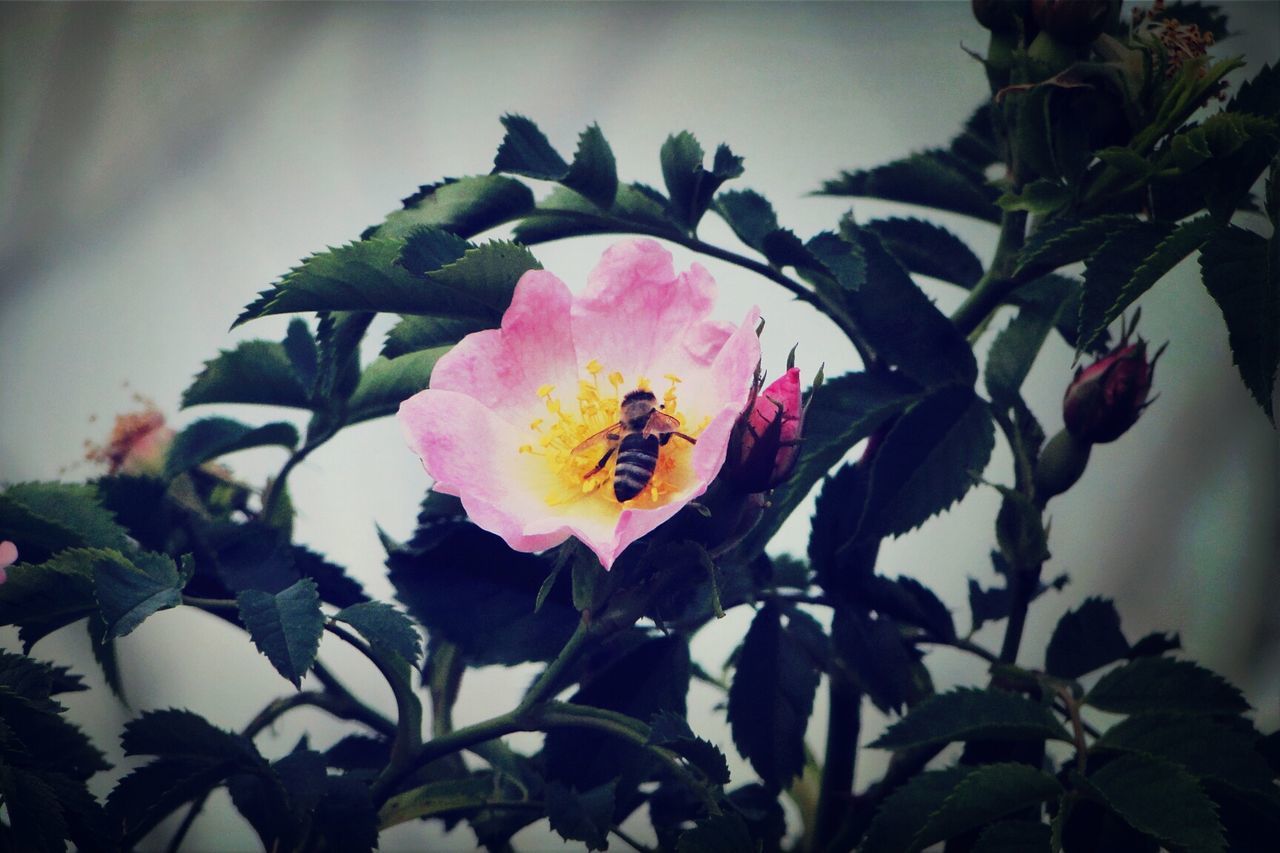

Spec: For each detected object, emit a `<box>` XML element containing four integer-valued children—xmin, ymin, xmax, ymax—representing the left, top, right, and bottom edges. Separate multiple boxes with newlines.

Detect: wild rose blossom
<box><xmin>0</xmin><ymin>541</ymin><xmax>16</xmax><ymax>585</ymax></box>
<box><xmin>399</xmin><ymin>239</ymin><xmax>761</xmax><ymax>569</ymax></box>
<box><xmin>727</xmin><ymin>366</ymin><xmax>804</xmax><ymax>492</ymax></box>
<box><xmin>86</xmin><ymin>402</ymin><xmax>175</xmax><ymax>475</ymax></box>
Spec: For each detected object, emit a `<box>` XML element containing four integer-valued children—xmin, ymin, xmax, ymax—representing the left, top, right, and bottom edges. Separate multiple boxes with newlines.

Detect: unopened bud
<box><xmin>726</xmin><ymin>367</ymin><xmax>804</xmax><ymax>493</ymax></box>
<box><xmin>1063</xmin><ymin>333</ymin><xmax>1163</xmax><ymax>444</ymax></box>
<box><xmin>1034</xmin><ymin>428</ymin><xmax>1092</xmax><ymax>501</ymax></box>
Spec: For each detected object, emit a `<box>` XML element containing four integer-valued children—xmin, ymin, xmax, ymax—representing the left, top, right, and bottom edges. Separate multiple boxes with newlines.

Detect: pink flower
<box><xmin>398</xmin><ymin>239</ymin><xmax>761</xmax><ymax>569</ymax></box>
<box><xmin>0</xmin><ymin>540</ymin><xmax>16</xmax><ymax>585</ymax></box>
<box><xmin>727</xmin><ymin>367</ymin><xmax>804</xmax><ymax>492</ymax></box>
<box><xmin>87</xmin><ymin>403</ymin><xmax>175</xmax><ymax>475</ymax></box>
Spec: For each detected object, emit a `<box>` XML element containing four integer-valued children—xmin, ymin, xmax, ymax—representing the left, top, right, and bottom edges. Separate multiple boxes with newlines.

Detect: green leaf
<box><xmin>237</xmin><ymin>578</ymin><xmax>325</xmax><ymax>687</ymax></box>
<box><xmin>1080</xmin><ymin>754</ymin><xmax>1226</xmax><ymax>853</ymax></box>
<box><xmin>238</xmin><ymin>239</ymin><xmax>536</xmax><ymax>326</ymax></box>
<box><xmin>1095</xmin><ymin>714</ymin><xmax>1279</xmax><ymax>800</ymax></box>
<box><xmin>545</xmin><ymin>636</ymin><xmax>690</xmax><ymax>792</ymax></box>
<box><xmin>313</xmin><ymin>774</ymin><xmax>379</xmax><ymax>853</ymax></box>
<box><xmin>864</xmin><ymin>217</ymin><xmax>984</xmax><ymax>289</ymax></box>
<box><xmin>387</xmin><ymin>521</ymin><xmax>579</xmax><ymax>666</ymax></box>
<box><xmin>374</xmin><ymin>174</ymin><xmax>535</xmax><ymax>240</ymax></box>
<box><xmin>997</xmin><ymin>179</ymin><xmax>1072</xmax><ymax>215</ymax></box>
<box><xmin>1085</xmin><ymin>656</ymin><xmax>1249</xmax><ymax>716</ymax></box>
<box><xmin>727</xmin><ymin>603</ymin><xmax>823</xmax><ymax>790</ymax></box>
<box><xmin>817</xmin><ymin>149</ymin><xmax>1001</xmax><ymax>222</ymax></box>
<box><xmin>282</xmin><ymin>318</ymin><xmax>319</xmax><ymax>390</ymax></box>
<box><xmin>860</xmin><ymin>386</ymin><xmax>995</xmax><ymax>540</ymax></box>
<box><xmin>0</xmin><ymin>482</ymin><xmax>128</xmax><ymax>563</ymax></box>
<box><xmin>833</xmin><ymin>610</ymin><xmax>914</xmax><ymax>714</ymax></box>
<box><xmin>382</xmin><ymin>315</ymin><xmax>484</xmax><ymax>358</ymax></box>
<box><xmin>313</xmin><ymin>310</ymin><xmax>372</xmax><ymax>405</ymax></box>
<box><xmin>398</xmin><ymin>226</ymin><xmax>471</xmax><ymax>276</ymax></box>
<box><xmin>513</xmin><ymin>182</ymin><xmax>682</xmax><ymax>245</ymax></box>
<box><xmin>493</xmin><ymin>116</ymin><xmax>619</xmax><ymax>209</ymax></box>
<box><xmin>985</xmin><ymin>306</ymin><xmax>1056</xmax><ymax>406</ymax></box>
<box><xmin>1015</xmin><ymin>214</ymin><xmax>1141</xmax><ymax>276</ymax></box>
<box><xmin>661</xmin><ymin>132</ymin><xmax>744</xmax><ymax>230</ymax></box>
<box><xmin>545</xmin><ymin>780</ymin><xmax>617</xmax><ymax>851</ymax></box>
<box><xmin>346</xmin><ymin>346</ymin><xmax>450</xmax><ymax>425</ymax></box>
<box><xmin>121</xmin><ymin>708</ymin><xmax>260</xmax><ymax>763</ymax></box>
<box><xmin>163</xmin><ymin>418</ymin><xmax>297</xmax><ymax>480</ymax></box>
<box><xmin>647</xmin><ymin>710</ymin><xmax>731</xmax><ymax>786</ymax></box>
<box><xmin>860</xmin><ymin>767</ymin><xmax>972</xmax><ymax>853</ymax></box>
<box><xmin>1079</xmin><ymin>215</ymin><xmax>1220</xmax><ymax>352</ymax></box>
<box><xmin>182</xmin><ymin>339</ymin><xmax>313</xmax><ymax>410</ymax></box>
<box><xmin>805</xmin><ymin>231</ymin><xmax>867</xmax><ymax>292</ymax></box>
<box><xmin>334</xmin><ymin>601</ymin><xmax>422</xmax><ymax>666</ymax></box>
<box><xmin>713</xmin><ymin>189</ymin><xmax>780</xmax><ymax>251</ymax></box>
<box><xmin>911</xmin><ymin>763</ymin><xmax>1061</xmax><ymax>851</ymax></box>
<box><xmin>1045</xmin><ymin>597</ymin><xmax>1131</xmax><ymax>679</ymax></box>
<box><xmin>376</xmin><ymin>775</ymin><xmax>496</xmax><ymax>827</ymax></box>
<box><xmin>0</xmin><ymin>765</ymin><xmax>73</xmax><ymax>852</ymax></box>
<box><xmin>1199</xmin><ymin>220</ymin><xmax>1278</xmax><ymax>422</ymax></box>
<box><xmin>92</xmin><ymin>550</ymin><xmax>185</xmax><ymax>640</ymax></box>
<box><xmin>739</xmin><ymin>370</ymin><xmax>919</xmax><ymax>560</ymax></box>
<box><xmin>676</xmin><ymin>813</ymin><xmax>756</xmax><ymax>853</ymax></box>
<box><xmin>0</xmin><ymin>548</ymin><xmax>102</xmax><ymax>651</ymax></box>
<box><xmin>972</xmin><ymin>820</ymin><xmax>1052</xmax><ymax>852</ymax></box>
<box><xmin>843</xmin><ymin>225</ymin><xmax>978</xmax><ymax>387</ymax></box>
<box><xmin>870</xmin><ymin>687</ymin><xmax>1070</xmax><ymax>751</ymax></box>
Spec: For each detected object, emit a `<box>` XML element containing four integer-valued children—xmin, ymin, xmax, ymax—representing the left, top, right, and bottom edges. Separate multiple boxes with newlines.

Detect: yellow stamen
<box><xmin>537</xmin><ymin>384</ymin><xmax>555</xmax><ymax>398</ymax></box>
<box><xmin>586</xmin><ymin>359</ymin><xmax>602</xmax><ymax>375</ymax></box>
<box><xmin>608</xmin><ymin>371</ymin><xmax>624</xmax><ymax>388</ymax></box>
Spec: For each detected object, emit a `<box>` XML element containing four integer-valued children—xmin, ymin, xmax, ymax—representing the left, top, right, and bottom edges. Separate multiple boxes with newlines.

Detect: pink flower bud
<box><xmin>1063</xmin><ymin>335</ymin><xmax>1163</xmax><ymax>444</ymax></box>
<box><xmin>87</xmin><ymin>404</ymin><xmax>175</xmax><ymax>475</ymax></box>
<box><xmin>0</xmin><ymin>540</ymin><xmax>17</xmax><ymax>585</ymax></box>
<box><xmin>727</xmin><ymin>367</ymin><xmax>804</xmax><ymax>492</ymax></box>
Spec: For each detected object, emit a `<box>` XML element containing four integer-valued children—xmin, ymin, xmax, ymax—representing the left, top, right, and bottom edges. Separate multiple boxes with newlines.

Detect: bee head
<box><xmin>620</xmin><ymin>389</ymin><xmax>658</xmax><ymax>422</ymax></box>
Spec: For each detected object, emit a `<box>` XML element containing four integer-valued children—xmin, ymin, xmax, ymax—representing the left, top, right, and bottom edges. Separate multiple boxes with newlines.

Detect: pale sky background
<box><xmin>1</xmin><ymin>2</ymin><xmax>1277</xmax><ymax>850</ymax></box>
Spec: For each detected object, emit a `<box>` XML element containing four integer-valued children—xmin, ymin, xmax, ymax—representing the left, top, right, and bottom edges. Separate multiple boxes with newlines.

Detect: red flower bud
<box><xmin>1062</xmin><ymin>333</ymin><xmax>1163</xmax><ymax>444</ymax></box>
<box><xmin>726</xmin><ymin>367</ymin><xmax>804</xmax><ymax>492</ymax></box>
<box><xmin>86</xmin><ymin>403</ymin><xmax>175</xmax><ymax>475</ymax></box>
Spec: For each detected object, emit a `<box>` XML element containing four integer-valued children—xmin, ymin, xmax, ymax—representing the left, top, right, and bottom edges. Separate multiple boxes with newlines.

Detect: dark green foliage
<box><xmin>387</xmin><ymin>518</ymin><xmax>579</xmax><ymax>666</ymax></box>
<box><xmin>312</xmin><ymin>774</ymin><xmax>379</xmax><ymax>853</ymax></box>
<box><xmin>842</xmin><ymin>226</ymin><xmax>978</xmax><ymax>388</ymax></box>
<box><xmin>398</xmin><ymin>225</ymin><xmax>471</xmax><ymax>276</ymax></box>
<box><xmin>968</xmin><ymin>565</ymin><xmax>1069</xmax><ymax>633</ymax></box>
<box><xmin>647</xmin><ymin>710</ymin><xmax>731</xmax><ymax>785</ymax></box>
<box><xmin>374</xmin><ymin>174</ymin><xmax>535</xmax><ymax>240</ymax></box>
<box><xmin>163</xmin><ymin>417</ymin><xmax>298</xmax><ymax>480</ymax></box>
<box><xmin>742</xmin><ymin>369</ymin><xmax>918</xmax><ymax>560</ymax></box>
<box><xmin>382</xmin><ymin>315</ymin><xmax>484</xmax><ymax>358</ymax></box>
<box><xmin>860</xmin><ymin>766</ymin><xmax>972</xmax><ymax>853</ymax></box>
<box><xmin>493</xmin><ymin>116</ymin><xmax>618</xmax><ymax>209</ymax></box>
<box><xmin>182</xmin><ymin>339</ymin><xmax>314</xmax><ymax>410</ymax></box>
<box><xmin>0</xmin><ymin>548</ymin><xmax>100</xmax><ymax>651</ymax></box>
<box><xmin>912</xmin><ymin>763</ymin><xmax>1061</xmax><ymax>851</ymax></box>
<box><xmin>545</xmin><ymin>635</ymin><xmax>690</xmax><ymax>797</ymax></box>
<box><xmin>92</xmin><ymin>550</ymin><xmax>189</xmax><ymax>640</ymax></box>
<box><xmin>862</xmin><ymin>575</ymin><xmax>956</xmax><ymax>642</ymax></box>
<box><xmin>871</xmin><ymin>687</ymin><xmax>1069</xmax><ymax>750</ymax></box>
<box><xmin>857</xmin><ymin>386</ymin><xmax>995</xmax><ymax>540</ymax></box>
<box><xmin>1078</xmin><ymin>754</ymin><xmax>1227</xmax><ymax>852</ymax></box>
<box><xmin>236</xmin><ymin>578</ymin><xmax>325</xmax><ymax>687</ymax></box>
<box><xmin>985</xmin><ymin>306</ymin><xmax>1056</xmax><ymax>405</ymax></box>
<box><xmin>660</xmin><ymin>131</ymin><xmax>744</xmax><ymax>230</ymax></box>
<box><xmin>1078</xmin><ymin>215</ymin><xmax>1220</xmax><ymax>353</ymax></box>
<box><xmin>334</xmin><ymin>601</ymin><xmax>422</xmax><ymax>666</ymax></box>
<box><xmin>833</xmin><ymin>610</ymin><xmax>914</xmax><ymax>714</ymax></box>
<box><xmin>1045</xmin><ymin>597</ymin><xmax>1131</xmax><ymax>678</ymax></box>
<box><xmin>727</xmin><ymin>604</ymin><xmax>823</xmax><ymax>790</ymax></box>
<box><xmin>817</xmin><ymin>149</ymin><xmax>1001</xmax><ymax>222</ymax></box>
<box><xmin>972</xmin><ymin>820</ymin><xmax>1053</xmax><ymax>852</ymax></box>
<box><xmin>676</xmin><ymin>813</ymin><xmax>756</xmax><ymax>853</ymax></box>
<box><xmin>228</xmin><ymin>748</ymin><xmax>328</xmax><ymax>853</ymax></box>
<box><xmin>0</xmin><ymin>482</ymin><xmax>128</xmax><ymax>564</ymax></box>
<box><xmin>1198</xmin><ymin>215</ymin><xmax>1278</xmax><ymax>422</ymax></box>
<box><xmin>513</xmin><ymin>182</ymin><xmax>683</xmax><ymax>245</ymax></box>
<box><xmin>545</xmin><ymin>780</ymin><xmax>617</xmax><ymax>851</ymax></box>
<box><xmin>1085</xmin><ymin>657</ymin><xmax>1249</xmax><ymax>715</ymax></box>
<box><xmin>864</xmin><ymin>217</ymin><xmax>984</xmax><ymax>288</ymax></box>
<box><xmin>346</xmin><ymin>346</ymin><xmax>450</xmax><ymax>424</ymax></box>
<box><xmin>713</xmin><ymin>188</ymin><xmax>781</xmax><ymax>252</ymax></box>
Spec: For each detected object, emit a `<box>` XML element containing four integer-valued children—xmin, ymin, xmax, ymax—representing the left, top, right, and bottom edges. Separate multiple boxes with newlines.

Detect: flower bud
<box><xmin>87</xmin><ymin>403</ymin><xmax>175</xmax><ymax>476</ymax></box>
<box><xmin>1034</xmin><ymin>427</ymin><xmax>1092</xmax><ymax>501</ymax></box>
<box><xmin>1030</xmin><ymin>0</ymin><xmax>1119</xmax><ymax>45</ymax></box>
<box><xmin>725</xmin><ymin>367</ymin><xmax>804</xmax><ymax>493</ymax></box>
<box><xmin>1063</xmin><ymin>333</ymin><xmax>1163</xmax><ymax>444</ymax></box>
<box><xmin>0</xmin><ymin>540</ymin><xmax>16</xmax><ymax>585</ymax></box>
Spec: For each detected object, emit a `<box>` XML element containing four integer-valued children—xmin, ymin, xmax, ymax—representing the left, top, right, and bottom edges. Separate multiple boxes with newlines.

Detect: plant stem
<box><xmin>914</xmin><ymin>635</ymin><xmax>1000</xmax><ymax>665</ymax></box>
<box><xmin>181</xmin><ymin>594</ymin><xmax>240</xmax><ymax>611</ymax></box>
<box><xmin>261</xmin><ymin>431</ymin><xmax>333</xmax><ymax>521</ymax></box>
<box><xmin>813</xmin><ymin>667</ymin><xmax>862</xmax><ymax>852</ymax></box>
<box><xmin>612</xmin><ymin>824</ymin><xmax>656</xmax><ymax>853</ymax></box>
<box><xmin>949</xmin><ymin>209</ymin><xmax>1029</xmax><ymax>336</ymax></box>
<box><xmin>515</xmin><ymin>614</ymin><xmax>591</xmax><ymax>714</ymax></box>
<box><xmin>311</xmin><ymin>661</ymin><xmax>397</xmax><ymax>737</ymax></box>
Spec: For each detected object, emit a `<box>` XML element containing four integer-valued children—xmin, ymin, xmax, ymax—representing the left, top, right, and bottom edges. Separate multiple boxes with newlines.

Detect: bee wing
<box><xmin>642</xmin><ymin>410</ymin><xmax>683</xmax><ymax>438</ymax></box>
<box><xmin>571</xmin><ymin>422</ymin><xmax>623</xmax><ymax>455</ymax></box>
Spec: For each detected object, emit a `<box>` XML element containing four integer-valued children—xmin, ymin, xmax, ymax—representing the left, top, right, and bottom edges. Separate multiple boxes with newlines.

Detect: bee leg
<box><xmin>583</xmin><ymin>447</ymin><xmax>616</xmax><ymax>479</ymax></box>
<box><xmin>670</xmin><ymin>431</ymin><xmax>698</xmax><ymax>445</ymax></box>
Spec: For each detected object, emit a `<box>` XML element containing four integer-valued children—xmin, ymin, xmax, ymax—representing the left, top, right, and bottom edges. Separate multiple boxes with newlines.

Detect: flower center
<box><xmin>518</xmin><ymin>359</ymin><xmax>709</xmax><ymax>508</ymax></box>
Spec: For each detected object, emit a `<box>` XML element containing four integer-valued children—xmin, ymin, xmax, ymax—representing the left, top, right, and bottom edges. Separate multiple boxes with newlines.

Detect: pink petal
<box><xmin>429</xmin><ymin>270</ymin><xmax>579</xmax><ymax>423</ymax></box>
<box><xmin>0</xmin><ymin>540</ymin><xmax>16</xmax><ymax>571</ymax></box>
<box><xmin>572</xmin><ymin>239</ymin><xmax>718</xmax><ymax>379</ymax></box>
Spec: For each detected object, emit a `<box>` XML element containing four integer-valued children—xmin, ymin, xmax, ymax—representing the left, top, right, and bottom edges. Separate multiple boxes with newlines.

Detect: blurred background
<box><xmin>1</xmin><ymin>2</ymin><xmax>1276</xmax><ymax>850</ymax></box>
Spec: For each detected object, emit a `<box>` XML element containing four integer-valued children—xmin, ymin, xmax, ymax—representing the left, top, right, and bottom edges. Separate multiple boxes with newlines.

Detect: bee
<box><xmin>572</xmin><ymin>389</ymin><xmax>696</xmax><ymax>502</ymax></box>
